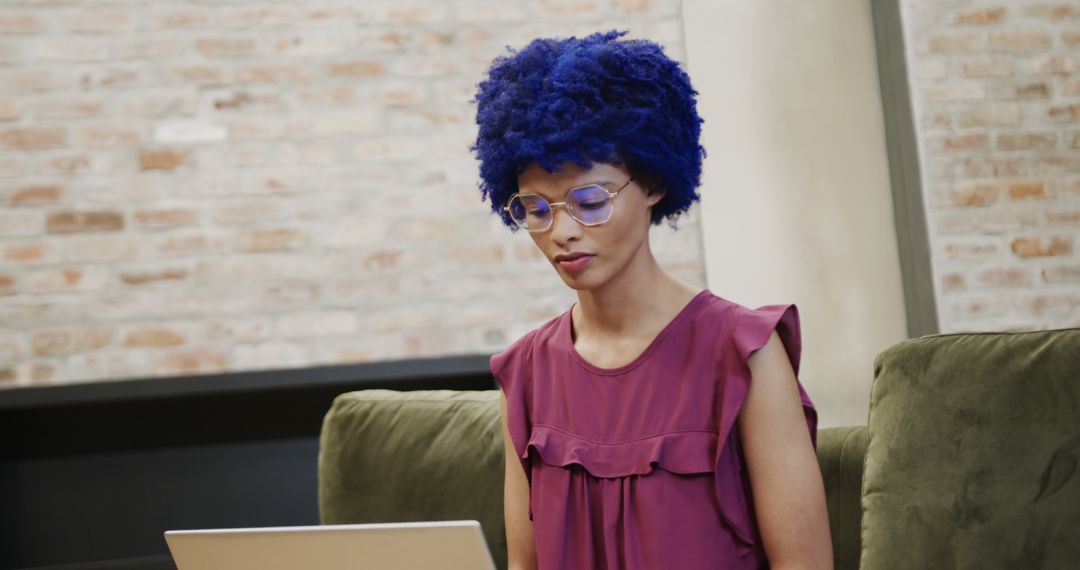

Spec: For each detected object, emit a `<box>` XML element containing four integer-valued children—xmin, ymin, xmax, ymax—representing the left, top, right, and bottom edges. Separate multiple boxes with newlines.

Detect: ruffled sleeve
<box><xmin>714</xmin><ymin>303</ymin><xmax>819</xmax><ymax>557</ymax></box>
<box><xmin>490</xmin><ymin>331</ymin><xmax>536</xmax><ymax>517</ymax></box>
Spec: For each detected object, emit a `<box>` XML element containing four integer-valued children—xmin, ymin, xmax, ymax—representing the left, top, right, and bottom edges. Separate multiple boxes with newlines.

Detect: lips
<box><xmin>554</xmin><ymin>252</ymin><xmax>594</xmax><ymax>273</ymax></box>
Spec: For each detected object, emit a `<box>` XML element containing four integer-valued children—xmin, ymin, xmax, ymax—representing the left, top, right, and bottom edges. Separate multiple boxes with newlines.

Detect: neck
<box><xmin>573</xmin><ymin>242</ymin><xmax>698</xmax><ymax>338</ymax></box>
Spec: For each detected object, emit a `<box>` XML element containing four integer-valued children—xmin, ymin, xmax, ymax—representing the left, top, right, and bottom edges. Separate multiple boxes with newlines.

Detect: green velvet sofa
<box><xmin>318</xmin><ymin>328</ymin><xmax>1080</xmax><ymax>569</ymax></box>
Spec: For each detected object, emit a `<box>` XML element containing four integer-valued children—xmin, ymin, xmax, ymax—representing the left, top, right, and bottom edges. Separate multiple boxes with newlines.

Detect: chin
<box><xmin>556</xmin><ymin>268</ymin><xmax>608</xmax><ymax>292</ymax></box>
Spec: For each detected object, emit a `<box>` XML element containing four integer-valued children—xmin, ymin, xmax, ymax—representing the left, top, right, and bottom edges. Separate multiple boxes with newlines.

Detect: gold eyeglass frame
<box><xmin>503</xmin><ymin>177</ymin><xmax>635</xmax><ymax>232</ymax></box>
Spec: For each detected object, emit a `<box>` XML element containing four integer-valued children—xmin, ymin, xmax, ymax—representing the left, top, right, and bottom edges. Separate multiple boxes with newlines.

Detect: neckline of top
<box><xmin>563</xmin><ymin>289</ymin><xmax>712</xmax><ymax>376</ymax></box>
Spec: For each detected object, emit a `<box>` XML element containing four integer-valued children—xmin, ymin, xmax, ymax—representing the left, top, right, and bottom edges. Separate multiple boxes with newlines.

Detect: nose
<box><xmin>549</xmin><ymin>204</ymin><xmax>582</xmax><ymax>246</ymax></box>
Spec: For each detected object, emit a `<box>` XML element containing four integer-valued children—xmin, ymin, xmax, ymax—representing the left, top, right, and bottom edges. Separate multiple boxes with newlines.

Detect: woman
<box><xmin>473</xmin><ymin>31</ymin><xmax>832</xmax><ymax>570</ymax></box>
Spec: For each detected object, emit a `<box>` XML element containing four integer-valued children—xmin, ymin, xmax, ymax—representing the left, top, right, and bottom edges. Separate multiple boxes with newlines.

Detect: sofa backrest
<box><xmin>861</xmin><ymin>327</ymin><xmax>1080</xmax><ymax>569</ymax></box>
<box><xmin>318</xmin><ymin>390</ymin><xmax>507</xmax><ymax>567</ymax></box>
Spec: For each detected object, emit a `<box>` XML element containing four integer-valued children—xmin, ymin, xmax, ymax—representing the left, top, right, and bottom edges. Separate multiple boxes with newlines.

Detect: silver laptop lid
<box><xmin>164</xmin><ymin>520</ymin><xmax>496</xmax><ymax>570</ymax></box>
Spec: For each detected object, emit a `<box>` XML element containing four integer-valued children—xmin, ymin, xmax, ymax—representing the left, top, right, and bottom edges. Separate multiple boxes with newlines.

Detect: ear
<box><xmin>645</xmin><ymin>189</ymin><xmax>666</xmax><ymax>208</ymax></box>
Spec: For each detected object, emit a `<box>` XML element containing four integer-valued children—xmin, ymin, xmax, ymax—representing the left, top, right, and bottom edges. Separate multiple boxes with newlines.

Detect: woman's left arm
<box><xmin>737</xmin><ymin>331</ymin><xmax>834</xmax><ymax>570</ymax></box>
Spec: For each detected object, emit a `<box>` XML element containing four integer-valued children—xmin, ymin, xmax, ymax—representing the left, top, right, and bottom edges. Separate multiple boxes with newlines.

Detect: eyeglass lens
<box><xmin>508</xmin><ymin>185</ymin><xmax>614</xmax><ymax>230</ymax></box>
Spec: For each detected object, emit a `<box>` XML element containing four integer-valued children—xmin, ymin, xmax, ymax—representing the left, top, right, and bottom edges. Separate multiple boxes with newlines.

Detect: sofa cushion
<box><xmin>861</xmin><ymin>328</ymin><xmax>1080</xmax><ymax>569</ymax></box>
<box><xmin>318</xmin><ymin>389</ymin><xmax>506</xmax><ymax>568</ymax></box>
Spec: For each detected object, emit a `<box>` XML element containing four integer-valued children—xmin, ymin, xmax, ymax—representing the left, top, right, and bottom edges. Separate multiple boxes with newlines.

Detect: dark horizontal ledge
<box><xmin>0</xmin><ymin>353</ymin><xmax>493</xmax><ymax>411</ymax></box>
<box><xmin>0</xmin><ymin>354</ymin><xmax>496</xmax><ymax>460</ymax></box>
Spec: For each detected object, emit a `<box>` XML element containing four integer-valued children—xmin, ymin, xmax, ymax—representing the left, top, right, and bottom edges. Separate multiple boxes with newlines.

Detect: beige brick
<box><xmin>220</xmin><ymin>6</ymin><xmax>297</xmax><ymax>28</ymax></box>
<box><xmin>956</xmin><ymin>102</ymin><xmax>1021</xmax><ymax>128</ymax></box>
<box><xmin>212</xmin><ymin>199</ymin><xmax>285</xmax><ymax>225</ymax></box>
<box><xmin>997</xmin><ymin>132</ymin><xmax>1057</xmax><ymax>151</ymax></box>
<box><xmin>368</xmin><ymin>305</ymin><xmax>441</xmax><ymax>333</ymax></box>
<box><xmin>119</xmin><ymin>268</ymin><xmax>189</xmax><ymax>286</ymax></box>
<box><xmin>123</xmin><ymin>328</ymin><xmax>186</xmax><ymax>348</ymax></box>
<box><xmin>951</xmin><ymin>296</ymin><xmax>1010</xmax><ymax>319</ymax></box>
<box><xmin>922</xmin><ymin>80</ymin><xmax>985</xmax><ymax>102</ymax></box>
<box><xmin>988</xmin><ymin>80</ymin><xmax>1050</xmax><ymax>100</ymax></box>
<box><xmin>110</xmin><ymin>36</ymin><xmax>189</xmax><ymax>60</ymax></box>
<box><xmin>78</xmin><ymin>66</ymin><xmax>142</xmax><ymax>90</ymax></box>
<box><xmin>4</xmin><ymin>243</ymin><xmax>55</xmax><ymax>264</ymax></box>
<box><xmin>390</xmin><ymin>56</ymin><xmax>458</xmax><ymax>77</ymax></box>
<box><xmin>153</xmin><ymin>231</ymin><xmax>230</xmax><ymax>257</ymax></box>
<box><xmin>206</xmin><ymin>316</ymin><xmax>273</xmax><ymax>341</ymax></box>
<box><xmin>138</xmin><ymin>147</ymin><xmax>191</xmax><ymax>170</ymax></box>
<box><xmin>941</xmin><ymin>272</ymin><xmax>967</xmax><ymax>292</ymax></box>
<box><xmin>953</xmin><ymin>7</ymin><xmax>1006</xmax><ymax>25</ymax></box>
<box><xmin>956</xmin><ymin>56</ymin><xmax>1014</xmax><ymax>77</ymax></box>
<box><xmin>8</xmin><ymin>184</ymin><xmax>62</xmax><ymax>206</ymax></box>
<box><xmin>26</xmin><ymin>266</ymin><xmax>109</xmax><ymax>292</ymax></box>
<box><xmin>990</xmin><ymin>29</ymin><xmax>1053</xmax><ymax>52</ymax></box>
<box><xmin>64</xmin><ymin>9</ymin><xmax>132</xmax><ymax>33</ymax></box>
<box><xmin>0</xmin><ymin>69</ymin><xmax>69</xmax><ymax>94</ymax></box>
<box><xmin>949</xmin><ymin>182</ymin><xmax>1000</xmax><ymax>207</ymax></box>
<box><xmin>32</xmin><ymin>97</ymin><xmax>105</xmax><ymax>119</ymax></box>
<box><xmin>323</xmin><ymin>60</ymin><xmax>385</xmax><ymax>78</ymax></box>
<box><xmin>1022</xmin><ymin>54</ymin><xmax>1078</xmax><ymax>75</ymax></box>
<box><xmin>34</xmin><ymin>36</ymin><xmax>111</xmax><ymax>61</ymax></box>
<box><xmin>926</xmin><ymin>33</ymin><xmax>980</xmax><ymax>54</ymax></box>
<box><xmin>32</xmin><ymin>329</ymin><xmax>111</xmax><ymax>357</ymax></box>
<box><xmin>1065</xmin><ymin>30</ymin><xmax>1080</xmax><ymax>48</ymax></box>
<box><xmin>261</xmin><ymin>281</ymin><xmax>321</xmax><ymax>304</ymax></box>
<box><xmin>1007</xmin><ymin>181</ymin><xmax>1051</xmax><ymax>200</ymax></box>
<box><xmin>194</xmin><ymin>36</ymin><xmax>258</xmax><ymax>57</ymax></box>
<box><xmin>1031</xmin><ymin>153</ymin><xmax>1080</xmax><ymax>172</ymax></box>
<box><xmin>154</xmin><ymin>348</ymin><xmax>228</xmax><ymax>376</ymax></box>
<box><xmin>150</xmin><ymin>9</ymin><xmax>211</xmax><ymax>29</ymax></box>
<box><xmin>277</xmin><ymin>310</ymin><xmax>359</xmax><ymax>338</ymax></box>
<box><xmin>72</xmin><ymin>124</ymin><xmax>142</xmax><ymax>147</ymax></box>
<box><xmin>0</xmin><ymin>98</ymin><xmax>18</xmax><ymax>120</ymax></box>
<box><xmin>236</xmin><ymin>228</ymin><xmax>311</xmax><ymax>252</ymax></box>
<box><xmin>64</xmin><ymin>234</ymin><xmax>139</xmax><ymax>262</ymax></box>
<box><xmin>454</xmin><ymin>1</ymin><xmax>528</xmax><ymax>22</ymax></box>
<box><xmin>1047</xmin><ymin>104</ymin><xmax>1080</xmax><ymax>122</ymax></box>
<box><xmin>975</xmin><ymin>266</ymin><xmax>1033</xmax><ymax>288</ymax></box>
<box><xmin>237</xmin><ymin>63</ymin><xmax>310</xmax><ymax>84</ymax></box>
<box><xmin>1042</xmin><ymin>264</ymin><xmax>1080</xmax><ymax>283</ymax></box>
<box><xmin>41</xmin><ymin>153</ymin><xmax>93</xmax><ymax>175</ymax></box>
<box><xmin>0</xmin><ymin>11</ymin><xmax>47</xmax><ymax>34</ymax></box>
<box><xmin>1011</xmin><ymin>235</ymin><xmax>1072</xmax><ymax>257</ymax></box>
<box><xmin>165</xmin><ymin>64</ymin><xmax>230</xmax><ymax>86</ymax></box>
<box><xmin>929</xmin><ymin>133</ymin><xmax>989</xmax><ymax>153</ymax></box>
<box><xmin>0</xmin><ymin>210</ymin><xmax>44</xmax><ymax>236</ymax></box>
<box><xmin>134</xmin><ymin>208</ymin><xmax>198</xmax><ymax>228</ymax></box>
<box><xmin>0</xmin><ymin>127</ymin><xmax>65</xmax><ymax>150</ymax></box>
<box><xmin>233</xmin><ymin>340</ymin><xmax>309</xmax><ymax>368</ymax></box>
<box><xmin>1026</xmin><ymin>292</ymin><xmax>1080</xmax><ymax>316</ymax></box>
<box><xmin>1045</xmin><ymin>209</ymin><xmax>1080</xmax><ymax>226</ymax></box>
<box><xmin>0</xmin><ymin>155</ymin><xmax>23</xmax><ymax>178</ymax></box>
<box><xmin>47</xmin><ymin>211</ymin><xmax>124</xmax><ymax>234</ymax></box>
<box><xmin>942</xmin><ymin>239</ymin><xmax>1000</xmax><ymax>262</ymax></box>
<box><xmin>1023</xmin><ymin>4</ymin><xmax>1079</xmax><ymax>21</ymax></box>
<box><xmin>532</xmin><ymin>0</ymin><xmax>604</xmax><ymax>18</ymax></box>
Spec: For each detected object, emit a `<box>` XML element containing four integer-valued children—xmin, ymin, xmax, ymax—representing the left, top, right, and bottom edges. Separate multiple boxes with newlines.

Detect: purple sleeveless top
<box><xmin>490</xmin><ymin>290</ymin><xmax>818</xmax><ymax>570</ymax></box>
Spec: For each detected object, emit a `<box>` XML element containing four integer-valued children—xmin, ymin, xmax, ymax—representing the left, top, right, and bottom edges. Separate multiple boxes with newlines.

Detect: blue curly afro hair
<box><xmin>472</xmin><ymin>30</ymin><xmax>706</xmax><ymax>229</ymax></box>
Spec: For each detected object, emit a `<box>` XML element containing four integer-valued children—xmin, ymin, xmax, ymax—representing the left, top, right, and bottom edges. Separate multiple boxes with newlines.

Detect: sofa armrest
<box><xmin>817</xmin><ymin>425</ymin><xmax>868</xmax><ymax>570</ymax></box>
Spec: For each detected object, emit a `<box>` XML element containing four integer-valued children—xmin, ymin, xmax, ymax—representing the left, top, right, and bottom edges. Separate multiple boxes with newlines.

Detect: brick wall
<box><xmin>0</xmin><ymin>0</ymin><xmax>703</xmax><ymax>386</ymax></box>
<box><xmin>901</xmin><ymin>1</ymin><xmax>1080</xmax><ymax>331</ymax></box>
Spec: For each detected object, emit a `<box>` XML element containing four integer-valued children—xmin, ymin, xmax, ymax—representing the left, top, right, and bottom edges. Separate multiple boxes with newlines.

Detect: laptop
<box><xmin>164</xmin><ymin>520</ymin><xmax>497</xmax><ymax>570</ymax></box>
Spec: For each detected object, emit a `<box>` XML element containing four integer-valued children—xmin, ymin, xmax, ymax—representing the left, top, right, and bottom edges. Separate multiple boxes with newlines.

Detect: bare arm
<box><xmin>501</xmin><ymin>391</ymin><xmax>538</xmax><ymax>570</ymax></box>
<box><xmin>738</xmin><ymin>331</ymin><xmax>833</xmax><ymax>570</ymax></box>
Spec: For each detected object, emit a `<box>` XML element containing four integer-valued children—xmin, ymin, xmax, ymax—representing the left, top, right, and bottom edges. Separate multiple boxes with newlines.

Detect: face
<box><xmin>515</xmin><ymin>162</ymin><xmax>664</xmax><ymax>291</ymax></box>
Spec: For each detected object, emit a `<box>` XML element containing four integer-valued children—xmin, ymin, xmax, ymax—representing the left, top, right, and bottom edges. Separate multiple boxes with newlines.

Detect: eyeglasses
<box><xmin>503</xmin><ymin>178</ymin><xmax>634</xmax><ymax>232</ymax></box>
